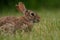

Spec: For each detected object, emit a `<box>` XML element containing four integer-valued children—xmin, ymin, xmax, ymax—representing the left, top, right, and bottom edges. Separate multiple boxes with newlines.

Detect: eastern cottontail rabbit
<box><xmin>0</xmin><ymin>2</ymin><xmax>40</xmax><ymax>34</ymax></box>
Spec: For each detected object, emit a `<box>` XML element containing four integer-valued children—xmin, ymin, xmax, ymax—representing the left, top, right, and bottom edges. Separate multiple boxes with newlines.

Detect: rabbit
<box><xmin>0</xmin><ymin>23</ymin><xmax>15</xmax><ymax>34</ymax></box>
<box><xmin>0</xmin><ymin>2</ymin><xmax>40</xmax><ymax>34</ymax></box>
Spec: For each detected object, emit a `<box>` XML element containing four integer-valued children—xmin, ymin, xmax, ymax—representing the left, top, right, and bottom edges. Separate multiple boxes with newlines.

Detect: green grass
<box><xmin>0</xmin><ymin>9</ymin><xmax>60</xmax><ymax>40</ymax></box>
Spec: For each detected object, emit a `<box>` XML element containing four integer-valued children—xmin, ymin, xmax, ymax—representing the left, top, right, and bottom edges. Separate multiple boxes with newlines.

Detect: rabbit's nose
<box><xmin>38</xmin><ymin>17</ymin><xmax>40</xmax><ymax>21</ymax></box>
<box><xmin>37</xmin><ymin>18</ymin><xmax>40</xmax><ymax>23</ymax></box>
<box><xmin>37</xmin><ymin>16</ymin><xmax>40</xmax><ymax>21</ymax></box>
<box><xmin>37</xmin><ymin>19</ymin><xmax>40</xmax><ymax>22</ymax></box>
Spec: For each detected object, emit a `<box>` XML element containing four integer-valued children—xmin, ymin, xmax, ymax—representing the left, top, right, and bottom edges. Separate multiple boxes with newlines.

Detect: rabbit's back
<box><xmin>0</xmin><ymin>16</ymin><xmax>20</xmax><ymax>26</ymax></box>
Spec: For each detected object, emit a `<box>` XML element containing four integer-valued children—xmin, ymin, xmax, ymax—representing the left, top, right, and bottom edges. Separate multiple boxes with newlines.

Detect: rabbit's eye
<box><xmin>31</xmin><ymin>13</ymin><xmax>34</xmax><ymax>16</ymax></box>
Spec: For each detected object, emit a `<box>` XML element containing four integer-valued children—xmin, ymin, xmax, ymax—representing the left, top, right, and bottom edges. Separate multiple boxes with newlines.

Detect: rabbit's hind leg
<box><xmin>0</xmin><ymin>23</ymin><xmax>16</xmax><ymax>35</ymax></box>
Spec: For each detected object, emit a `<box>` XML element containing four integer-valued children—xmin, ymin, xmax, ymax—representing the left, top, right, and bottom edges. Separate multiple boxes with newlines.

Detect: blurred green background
<box><xmin>0</xmin><ymin>0</ymin><xmax>60</xmax><ymax>11</ymax></box>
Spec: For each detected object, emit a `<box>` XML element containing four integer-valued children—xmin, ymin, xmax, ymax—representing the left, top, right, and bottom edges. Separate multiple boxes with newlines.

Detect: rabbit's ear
<box><xmin>16</xmin><ymin>2</ymin><xmax>26</xmax><ymax>13</ymax></box>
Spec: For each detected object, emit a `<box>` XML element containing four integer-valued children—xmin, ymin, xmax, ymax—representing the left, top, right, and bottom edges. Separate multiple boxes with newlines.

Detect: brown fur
<box><xmin>0</xmin><ymin>2</ymin><xmax>40</xmax><ymax>34</ymax></box>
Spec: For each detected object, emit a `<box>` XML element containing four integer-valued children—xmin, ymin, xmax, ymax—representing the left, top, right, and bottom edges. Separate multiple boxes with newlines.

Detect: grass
<box><xmin>0</xmin><ymin>9</ymin><xmax>60</xmax><ymax>40</ymax></box>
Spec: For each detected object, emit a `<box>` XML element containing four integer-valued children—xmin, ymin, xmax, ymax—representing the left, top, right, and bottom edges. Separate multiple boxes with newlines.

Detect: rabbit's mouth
<box><xmin>33</xmin><ymin>16</ymin><xmax>40</xmax><ymax>23</ymax></box>
<box><xmin>33</xmin><ymin>19</ymin><xmax>40</xmax><ymax>23</ymax></box>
